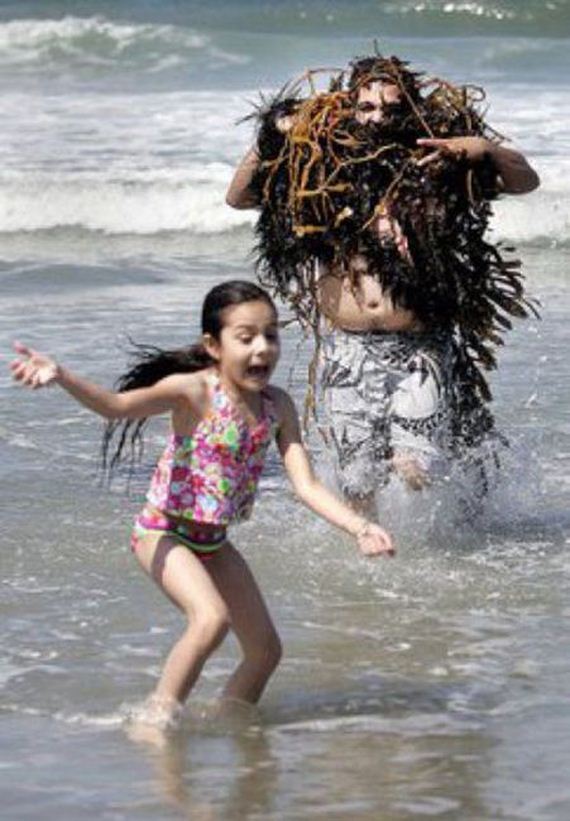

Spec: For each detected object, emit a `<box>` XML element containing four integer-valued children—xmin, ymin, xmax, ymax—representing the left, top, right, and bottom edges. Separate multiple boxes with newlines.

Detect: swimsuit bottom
<box><xmin>131</xmin><ymin>505</ymin><xmax>227</xmax><ymax>561</ymax></box>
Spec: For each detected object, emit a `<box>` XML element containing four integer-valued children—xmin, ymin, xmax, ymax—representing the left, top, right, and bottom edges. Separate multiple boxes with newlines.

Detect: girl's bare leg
<box><xmin>206</xmin><ymin>542</ymin><xmax>282</xmax><ymax>704</ymax></box>
<box><xmin>133</xmin><ymin>533</ymin><xmax>231</xmax><ymax>711</ymax></box>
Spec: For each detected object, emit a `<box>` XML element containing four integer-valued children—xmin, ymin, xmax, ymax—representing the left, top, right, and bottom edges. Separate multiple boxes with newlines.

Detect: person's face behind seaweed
<box><xmin>347</xmin><ymin>56</ymin><xmax>421</xmax><ymax>144</ymax></box>
<box><xmin>354</xmin><ymin>80</ymin><xmax>402</xmax><ymax>125</ymax></box>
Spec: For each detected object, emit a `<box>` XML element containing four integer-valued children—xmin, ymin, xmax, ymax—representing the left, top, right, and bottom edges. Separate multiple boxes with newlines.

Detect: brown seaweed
<box><xmin>249</xmin><ymin>54</ymin><xmax>538</xmax><ymax>443</ymax></box>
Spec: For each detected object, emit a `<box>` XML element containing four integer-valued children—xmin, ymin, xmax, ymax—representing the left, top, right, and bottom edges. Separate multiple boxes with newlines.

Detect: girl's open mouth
<box><xmin>246</xmin><ymin>365</ymin><xmax>270</xmax><ymax>379</ymax></box>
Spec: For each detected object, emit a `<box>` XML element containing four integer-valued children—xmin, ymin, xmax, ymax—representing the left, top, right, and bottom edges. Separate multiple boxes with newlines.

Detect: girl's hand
<box><xmin>356</xmin><ymin>522</ymin><xmax>395</xmax><ymax>558</ymax></box>
<box><xmin>10</xmin><ymin>341</ymin><xmax>59</xmax><ymax>389</ymax></box>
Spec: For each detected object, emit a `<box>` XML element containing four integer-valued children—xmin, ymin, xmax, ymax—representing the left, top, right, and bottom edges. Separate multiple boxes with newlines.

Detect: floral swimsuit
<box><xmin>131</xmin><ymin>373</ymin><xmax>278</xmax><ymax>559</ymax></box>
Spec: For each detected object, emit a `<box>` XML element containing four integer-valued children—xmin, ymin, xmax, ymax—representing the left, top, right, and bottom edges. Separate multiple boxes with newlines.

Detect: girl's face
<box><xmin>205</xmin><ymin>300</ymin><xmax>280</xmax><ymax>393</ymax></box>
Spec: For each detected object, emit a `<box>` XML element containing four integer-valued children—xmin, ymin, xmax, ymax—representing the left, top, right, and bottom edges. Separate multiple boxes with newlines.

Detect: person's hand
<box><xmin>275</xmin><ymin>114</ymin><xmax>295</xmax><ymax>134</ymax></box>
<box><xmin>392</xmin><ymin>452</ymin><xmax>431</xmax><ymax>491</ymax></box>
<box><xmin>10</xmin><ymin>341</ymin><xmax>59</xmax><ymax>389</ymax></box>
<box><xmin>416</xmin><ymin>136</ymin><xmax>493</xmax><ymax>167</ymax></box>
<box><xmin>356</xmin><ymin>522</ymin><xmax>395</xmax><ymax>558</ymax></box>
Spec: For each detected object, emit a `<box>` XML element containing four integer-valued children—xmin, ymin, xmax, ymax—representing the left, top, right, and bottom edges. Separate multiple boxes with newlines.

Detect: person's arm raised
<box><xmin>225</xmin><ymin>146</ymin><xmax>261</xmax><ymax>209</ymax></box>
<box><xmin>417</xmin><ymin>136</ymin><xmax>540</xmax><ymax>194</ymax></box>
<box><xmin>10</xmin><ymin>341</ymin><xmax>189</xmax><ymax>420</ymax></box>
<box><xmin>273</xmin><ymin>388</ymin><xmax>395</xmax><ymax>557</ymax></box>
<box><xmin>226</xmin><ymin>114</ymin><xmax>296</xmax><ymax>209</ymax></box>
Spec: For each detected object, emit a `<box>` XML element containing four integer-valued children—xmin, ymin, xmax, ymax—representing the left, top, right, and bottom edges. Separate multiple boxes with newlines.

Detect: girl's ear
<box><xmin>202</xmin><ymin>333</ymin><xmax>220</xmax><ymax>361</ymax></box>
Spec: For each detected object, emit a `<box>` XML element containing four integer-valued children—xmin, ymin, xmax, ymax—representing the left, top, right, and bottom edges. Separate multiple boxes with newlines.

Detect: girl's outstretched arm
<box><xmin>10</xmin><ymin>341</ymin><xmax>190</xmax><ymax>420</ymax></box>
<box><xmin>273</xmin><ymin>388</ymin><xmax>395</xmax><ymax>558</ymax></box>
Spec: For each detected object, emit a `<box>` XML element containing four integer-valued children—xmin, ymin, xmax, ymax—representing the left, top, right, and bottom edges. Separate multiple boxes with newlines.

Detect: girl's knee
<box><xmin>192</xmin><ymin>604</ymin><xmax>231</xmax><ymax>649</ymax></box>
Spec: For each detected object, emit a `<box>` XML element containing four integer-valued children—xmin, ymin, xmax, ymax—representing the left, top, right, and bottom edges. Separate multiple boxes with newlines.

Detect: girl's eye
<box><xmin>238</xmin><ymin>336</ymin><xmax>253</xmax><ymax>344</ymax></box>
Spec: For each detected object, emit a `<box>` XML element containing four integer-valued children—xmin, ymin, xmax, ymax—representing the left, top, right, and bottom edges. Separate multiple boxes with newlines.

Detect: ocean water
<box><xmin>1</xmin><ymin>2</ymin><xmax>570</xmax><ymax>818</ymax></box>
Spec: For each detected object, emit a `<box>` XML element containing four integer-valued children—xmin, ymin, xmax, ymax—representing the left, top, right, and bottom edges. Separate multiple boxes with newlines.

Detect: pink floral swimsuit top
<box><xmin>146</xmin><ymin>375</ymin><xmax>279</xmax><ymax>526</ymax></box>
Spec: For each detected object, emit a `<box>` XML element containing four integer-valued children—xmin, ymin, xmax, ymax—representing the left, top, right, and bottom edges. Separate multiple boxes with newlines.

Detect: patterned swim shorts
<box><xmin>131</xmin><ymin>506</ymin><xmax>227</xmax><ymax>561</ymax></box>
<box><xmin>320</xmin><ymin>327</ymin><xmax>454</xmax><ymax>496</ymax></box>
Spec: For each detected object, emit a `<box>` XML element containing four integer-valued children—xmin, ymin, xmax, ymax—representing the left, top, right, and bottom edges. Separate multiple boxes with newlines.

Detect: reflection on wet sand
<box><xmin>130</xmin><ymin>699</ymin><xmax>278</xmax><ymax>819</ymax></box>
<box><xmin>131</xmin><ymin>679</ymin><xmax>498</xmax><ymax>819</ymax></box>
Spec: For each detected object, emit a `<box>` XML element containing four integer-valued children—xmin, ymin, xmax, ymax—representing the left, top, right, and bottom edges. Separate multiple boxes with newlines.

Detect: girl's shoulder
<box><xmin>264</xmin><ymin>383</ymin><xmax>287</xmax><ymax>402</ymax></box>
<box><xmin>169</xmin><ymin>369</ymin><xmax>216</xmax><ymax>433</ymax></box>
<box><xmin>264</xmin><ymin>384</ymin><xmax>302</xmax><ymax>444</ymax></box>
<box><xmin>166</xmin><ymin>368</ymin><xmax>215</xmax><ymax>413</ymax></box>
<box><xmin>264</xmin><ymin>384</ymin><xmax>296</xmax><ymax>421</ymax></box>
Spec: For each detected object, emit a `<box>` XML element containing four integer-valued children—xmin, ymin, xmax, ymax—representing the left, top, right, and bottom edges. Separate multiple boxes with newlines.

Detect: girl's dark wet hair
<box><xmin>102</xmin><ymin>280</ymin><xmax>276</xmax><ymax>473</ymax></box>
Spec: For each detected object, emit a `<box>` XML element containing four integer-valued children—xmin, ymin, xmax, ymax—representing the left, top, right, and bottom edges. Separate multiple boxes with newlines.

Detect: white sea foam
<box><xmin>0</xmin><ymin>85</ymin><xmax>257</xmax><ymax>234</ymax></box>
<box><xmin>493</xmin><ymin>188</ymin><xmax>570</xmax><ymax>245</ymax></box>
<box><xmin>0</xmin><ymin>162</ymin><xmax>562</xmax><ymax>240</ymax></box>
<box><xmin>0</xmin><ymin>16</ymin><xmax>246</xmax><ymax>72</ymax></box>
<box><xmin>0</xmin><ymin>63</ymin><xmax>566</xmax><ymax>242</ymax></box>
<box><xmin>53</xmin><ymin>709</ymin><xmax>125</xmax><ymax>728</ymax></box>
<box><xmin>271</xmin><ymin>710</ymin><xmax>474</xmax><ymax>736</ymax></box>
<box><xmin>0</xmin><ymin>171</ymin><xmax>254</xmax><ymax>234</ymax></box>
<box><xmin>388</xmin><ymin>1</ymin><xmax>518</xmax><ymax>22</ymax></box>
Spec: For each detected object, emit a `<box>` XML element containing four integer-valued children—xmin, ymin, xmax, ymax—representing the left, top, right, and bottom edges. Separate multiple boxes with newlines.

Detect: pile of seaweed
<box><xmin>250</xmin><ymin>54</ymin><xmax>537</xmax><ymax>430</ymax></box>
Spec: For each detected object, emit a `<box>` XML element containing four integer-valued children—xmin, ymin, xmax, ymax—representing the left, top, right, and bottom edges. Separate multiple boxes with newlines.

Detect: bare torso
<box><xmin>317</xmin><ymin>254</ymin><xmax>425</xmax><ymax>333</ymax></box>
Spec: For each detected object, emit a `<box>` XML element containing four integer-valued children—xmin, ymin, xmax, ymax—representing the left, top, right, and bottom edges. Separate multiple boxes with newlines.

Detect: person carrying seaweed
<box><xmin>226</xmin><ymin>53</ymin><xmax>539</xmax><ymax>511</ymax></box>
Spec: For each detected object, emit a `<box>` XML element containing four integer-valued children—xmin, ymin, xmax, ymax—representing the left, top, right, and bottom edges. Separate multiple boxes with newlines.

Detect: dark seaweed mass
<box><xmin>250</xmin><ymin>55</ymin><xmax>537</xmax><ymax>413</ymax></box>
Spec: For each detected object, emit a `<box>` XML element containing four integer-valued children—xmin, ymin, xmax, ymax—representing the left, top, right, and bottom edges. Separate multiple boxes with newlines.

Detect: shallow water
<box><xmin>2</xmin><ymin>1</ymin><xmax>570</xmax><ymax>817</ymax></box>
<box><xmin>1</xmin><ymin>244</ymin><xmax>570</xmax><ymax>819</ymax></box>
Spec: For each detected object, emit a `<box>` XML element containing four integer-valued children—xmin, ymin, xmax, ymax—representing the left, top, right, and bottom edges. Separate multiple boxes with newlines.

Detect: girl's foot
<box><xmin>126</xmin><ymin>720</ymin><xmax>169</xmax><ymax>749</ymax></box>
<box><xmin>125</xmin><ymin>694</ymin><xmax>182</xmax><ymax>747</ymax></box>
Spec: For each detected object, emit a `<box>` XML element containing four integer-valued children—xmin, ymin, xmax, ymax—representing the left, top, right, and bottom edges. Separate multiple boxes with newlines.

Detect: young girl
<box><xmin>10</xmin><ymin>280</ymin><xmax>394</xmax><ymax>725</ymax></box>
